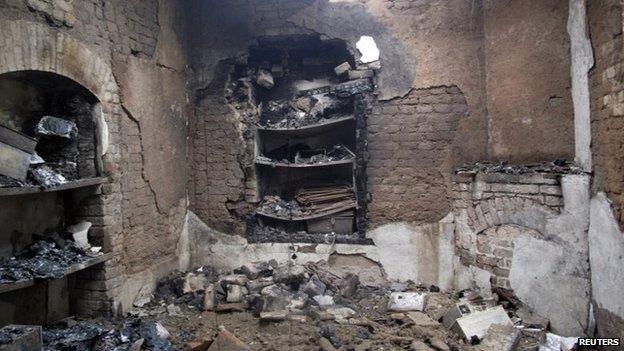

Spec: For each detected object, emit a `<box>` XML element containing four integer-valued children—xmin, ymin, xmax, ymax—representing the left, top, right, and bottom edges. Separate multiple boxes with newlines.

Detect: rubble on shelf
<box><xmin>258</xmin><ymin>94</ymin><xmax>350</xmax><ymax>129</ymax></box>
<box><xmin>259</xmin><ymin>145</ymin><xmax>354</xmax><ymax>165</ymax></box>
<box><xmin>0</xmin><ymin>238</ymin><xmax>103</xmax><ymax>283</ymax></box>
<box><xmin>455</xmin><ymin>160</ymin><xmax>584</xmax><ymax>175</ymax></box>
<box><xmin>35</xmin><ymin>116</ymin><xmax>77</xmax><ymax>140</ymax></box>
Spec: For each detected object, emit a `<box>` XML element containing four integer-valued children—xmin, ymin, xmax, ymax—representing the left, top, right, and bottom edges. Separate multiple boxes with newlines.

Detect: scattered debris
<box><xmin>348</xmin><ymin>69</ymin><xmax>374</xmax><ymax>80</ymax></box>
<box><xmin>258</xmin><ymin>95</ymin><xmax>350</xmax><ymax>129</ymax></box>
<box><xmin>0</xmin><ymin>239</ymin><xmax>103</xmax><ymax>283</ymax></box>
<box><xmin>133</xmin><ymin>285</ymin><xmax>153</xmax><ymax>308</ymax></box>
<box><xmin>0</xmin><ymin>325</ymin><xmax>42</xmax><ymax>351</ymax></box>
<box><xmin>476</xmin><ymin>324</ymin><xmax>521</xmax><ymax>351</ymax></box>
<box><xmin>258</xmin><ymin>144</ymin><xmax>355</xmax><ymax>166</ymax></box>
<box><xmin>256</xmin><ymin>69</ymin><xmax>274</xmax><ymax>89</ymax></box>
<box><xmin>66</xmin><ymin>220</ymin><xmax>92</xmax><ymax>250</ymax></box>
<box><xmin>29</xmin><ymin>152</ymin><xmax>45</xmax><ymax>165</ymax></box>
<box><xmin>456</xmin><ymin>160</ymin><xmax>583</xmax><ymax>175</ymax></box>
<box><xmin>451</xmin><ymin>305</ymin><xmax>513</xmax><ymax>340</ymax></box>
<box><xmin>330</xmin><ymin>79</ymin><xmax>374</xmax><ymax>98</ymax></box>
<box><xmin>539</xmin><ymin>333</ymin><xmax>579</xmax><ymax>351</ymax></box>
<box><xmin>334</xmin><ymin>62</ymin><xmax>352</xmax><ymax>76</ymax></box>
<box><xmin>387</xmin><ymin>292</ymin><xmax>427</xmax><ymax>312</ymax></box>
<box><xmin>35</xmin><ymin>116</ymin><xmax>77</xmax><ymax>140</ymax></box>
<box><xmin>4</xmin><ymin>257</ymin><xmax>578</xmax><ymax>350</ymax></box>
<box><xmin>207</xmin><ymin>328</ymin><xmax>250</xmax><ymax>351</ymax></box>
<box><xmin>29</xmin><ymin>165</ymin><xmax>67</xmax><ymax>187</ymax></box>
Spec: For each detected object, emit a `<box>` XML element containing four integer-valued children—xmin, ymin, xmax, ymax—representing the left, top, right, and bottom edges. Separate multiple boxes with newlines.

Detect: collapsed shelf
<box><xmin>0</xmin><ymin>177</ymin><xmax>107</xmax><ymax>197</ymax></box>
<box><xmin>0</xmin><ymin>252</ymin><xmax>113</xmax><ymax>294</ymax></box>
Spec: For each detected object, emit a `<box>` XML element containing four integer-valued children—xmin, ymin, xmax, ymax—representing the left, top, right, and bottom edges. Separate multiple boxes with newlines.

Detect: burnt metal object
<box><xmin>35</xmin><ymin>116</ymin><xmax>77</xmax><ymax>140</ymax></box>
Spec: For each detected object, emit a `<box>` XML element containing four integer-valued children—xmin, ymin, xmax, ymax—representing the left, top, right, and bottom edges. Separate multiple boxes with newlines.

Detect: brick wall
<box><xmin>589</xmin><ymin>0</ymin><xmax>624</xmax><ymax>230</ymax></box>
<box><xmin>452</xmin><ymin>171</ymin><xmax>564</xmax><ymax>289</ymax></box>
<box><xmin>0</xmin><ymin>0</ymin><xmax>159</xmax><ymax>58</ymax></box>
<box><xmin>0</xmin><ymin>0</ymin><xmax>187</xmax><ymax>316</ymax></box>
<box><xmin>189</xmin><ymin>64</ymin><xmax>247</xmax><ymax>235</ymax></box>
<box><xmin>367</xmin><ymin>86</ymin><xmax>468</xmax><ymax>226</ymax></box>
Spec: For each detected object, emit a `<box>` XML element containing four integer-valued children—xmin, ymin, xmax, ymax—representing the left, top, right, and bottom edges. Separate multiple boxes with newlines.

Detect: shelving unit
<box><xmin>0</xmin><ymin>177</ymin><xmax>107</xmax><ymax>196</ymax></box>
<box><xmin>0</xmin><ymin>252</ymin><xmax>113</xmax><ymax>294</ymax></box>
<box><xmin>255</xmin><ymin>105</ymin><xmax>359</xmax><ymax>235</ymax></box>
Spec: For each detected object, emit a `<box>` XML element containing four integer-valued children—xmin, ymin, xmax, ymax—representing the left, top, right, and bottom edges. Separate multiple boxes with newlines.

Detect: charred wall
<box><xmin>367</xmin><ymin>86</ymin><xmax>468</xmax><ymax>226</ymax></box>
<box><xmin>186</xmin><ymin>0</ymin><xmax>489</xmax><ymax>231</ymax></box>
<box><xmin>0</xmin><ymin>0</ymin><xmax>189</xmax><ymax>315</ymax></box>
<box><xmin>483</xmin><ymin>0</ymin><xmax>575</xmax><ymax>164</ymax></box>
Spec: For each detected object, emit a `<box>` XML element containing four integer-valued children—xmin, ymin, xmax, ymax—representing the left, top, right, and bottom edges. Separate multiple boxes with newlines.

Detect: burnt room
<box><xmin>0</xmin><ymin>0</ymin><xmax>623</xmax><ymax>350</ymax></box>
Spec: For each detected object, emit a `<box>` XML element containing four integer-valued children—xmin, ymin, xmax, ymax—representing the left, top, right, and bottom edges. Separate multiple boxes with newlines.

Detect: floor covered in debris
<box><xmin>1</xmin><ymin>260</ymin><xmax>575</xmax><ymax>351</ymax></box>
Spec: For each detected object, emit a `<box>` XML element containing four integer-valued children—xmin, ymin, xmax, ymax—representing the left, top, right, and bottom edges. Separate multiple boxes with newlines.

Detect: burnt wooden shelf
<box><xmin>254</xmin><ymin>157</ymin><xmax>355</xmax><ymax>168</ymax></box>
<box><xmin>256</xmin><ymin>115</ymin><xmax>355</xmax><ymax>138</ymax></box>
<box><xmin>256</xmin><ymin>200</ymin><xmax>357</xmax><ymax>221</ymax></box>
<box><xmin>0</xmin><ymin>252</ymin><xmax>113</xmax><ymax>294</ymax></box>
<box><xmin>0</xmin><ymin>177</ymin><xmax>107</xmax><ymax>196</ymax></box>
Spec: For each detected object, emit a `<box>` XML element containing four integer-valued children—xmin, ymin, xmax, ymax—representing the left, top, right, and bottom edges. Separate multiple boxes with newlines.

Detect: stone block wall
<box><xmin>589</xmin><ymin>0</ymin><xmax>624</xmax><ymax>230</ymax></box>
<box><xmin>452</xmin><ymin>172</ymin><xmax>564</xmax><ymax>289</ymax></box>
<box><xmin>367</xmin><ymin>86</ymin><xmax>468</xmax><ymax>226</ymax></box>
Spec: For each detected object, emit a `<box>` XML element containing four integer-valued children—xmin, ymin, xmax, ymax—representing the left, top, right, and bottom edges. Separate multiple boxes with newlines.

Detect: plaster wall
<box><xmin>483</xmin><ymin>0</ymin><xmax>575</xmax><ymax>163</ymax></box>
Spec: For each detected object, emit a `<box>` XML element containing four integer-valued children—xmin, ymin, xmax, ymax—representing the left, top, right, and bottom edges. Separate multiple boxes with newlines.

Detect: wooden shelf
<box><xmin>0</xmin><ymin>177</ymin><xmax>107</xmax><ymax>197</ymax></box>
<box><xmin>255</xmin><ymin>157</ymin><xmax>354</xmax><ymax>168</ymax></box>
<box><xmin>0</xmin><ymin>252</ymin><xmax>113</xmax><ymax>294</ymax></box>
<box><xmin>257</xmin><ymin>115</ymin><xmax>355</xmax><ymax>138</ymax></box>
<box><xmin>256</xmin><ymin>201</ymin><xmax>357</xmax><ymax>221</ymax></box>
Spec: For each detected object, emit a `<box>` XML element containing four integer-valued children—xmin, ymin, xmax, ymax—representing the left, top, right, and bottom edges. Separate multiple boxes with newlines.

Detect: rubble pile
<box><xmin>116</xmin><ymin>260</ymin><xmax>577</xmax><ymax>350</ymax></box>
<box><xmin>456</xmin><ymin>160</ymin><xmax>583</xmax><ymax>175</ymax></box>
<box><xmin>0</xmin><ymin>115</ymin><xmax>86</xmax><ymax>188</ymax></box>
<box><xmin>259</xmin><ymin>95</ymin><xmax>351</xmax><ymax>129</ymax></box>
<box><xmin>256</xmin><ymin>195</ymin><xmax>304</xmax><ymax>218</ymax></box>
<box><xmin>41</xmin><ymin>319</ymin><xmax>174</xmax><ymax>351</ymax></box>
<box><xmin>0</xmin><ymin>238</ymin><xmax>101</xmax><ymax>283</ymax></box>
<box><xmin>0</xmin><ymin>259</ymin><xmax>583</xmax><ymax>350</ymax></box>
<box><xmin>0</xmin><ymin>325</ymin><xmax>27</xmax><ymax>345</ymax></box>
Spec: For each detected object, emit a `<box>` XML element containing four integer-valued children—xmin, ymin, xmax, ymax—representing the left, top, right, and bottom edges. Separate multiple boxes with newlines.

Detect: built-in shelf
<box><xmin>0</xmin><ymin>177</ymin><xmax>108</xmax><ymax>197</ymax></box>
<box><xmin>257</xmin><ymin>115</ymin><xmax>355</xmax><ymax>138</ymax></box>
<box><xmin>0</xmin><ymin>252</ymin><xmax>113</xmax><ymax>294</ymax></box>
<box><xmin>256</xmin><ymin>201</ymin><xmax>357</xmax><ymax>221</ymax></box>
<box><xmin>254</xmin><ymin>157</ymin><xmax>355</xmax><ymax>168</ymax></box>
